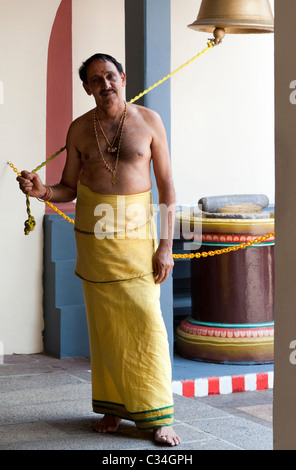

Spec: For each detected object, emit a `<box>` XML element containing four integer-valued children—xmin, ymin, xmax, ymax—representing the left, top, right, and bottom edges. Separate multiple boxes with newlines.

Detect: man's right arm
<box><xmin>17</xmin><ymin>121</ymin><xmax>82</xmax><ymax>202</ymax></box>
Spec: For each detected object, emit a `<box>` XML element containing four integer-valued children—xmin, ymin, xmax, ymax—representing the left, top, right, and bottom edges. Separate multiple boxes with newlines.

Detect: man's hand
<box><xmin>17</xmin><ymin>171</ymin><xmax>46</xmax><ymax>198</ymax></box>
<box><xmin>152</xmin><ymin>244</ymin><xmax>174</xmax><ymax>284</ymax></box>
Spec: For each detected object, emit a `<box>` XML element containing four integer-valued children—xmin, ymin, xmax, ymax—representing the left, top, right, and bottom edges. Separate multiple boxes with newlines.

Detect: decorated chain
<box><xmin>172</xmin><ymin>232</ymin><xmax>275</xmax><ymax>259</ymax></box>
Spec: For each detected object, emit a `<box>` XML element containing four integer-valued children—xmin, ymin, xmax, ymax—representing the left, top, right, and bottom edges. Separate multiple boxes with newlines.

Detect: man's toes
<box><xmin>154</xmin><ymin>427</ymin><xmax>181</xmax><ymax>447</ymax></box>
<box><xmin>167</xmin><ymin>436</ymin><xmax>177</xmax><ymax>446</ymax></box>
<box><xmin>93</xmin><ymin>424</ymin><xmax>104</xmax><ymax>433</ymax></box>
<box><xmin>93</xmin><ymin>415</ymin><xmax>122</xmax><ymax>434</ymax></box>
<box><xmin>173</xmin><ymin>436</ymin><xmax>181</xmax><ymax>446</ymax></box>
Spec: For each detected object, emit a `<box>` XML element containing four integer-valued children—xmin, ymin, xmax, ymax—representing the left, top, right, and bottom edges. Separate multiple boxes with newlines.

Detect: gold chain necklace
<box><xmin>93</xmin><ymin>102</ymin><xmax>127</xmax><ymax>185</ymax></box>
<box><xmin>95</xmin><ymin>101</ymin><xmax>126</xmax><ymax>153</ymax></box>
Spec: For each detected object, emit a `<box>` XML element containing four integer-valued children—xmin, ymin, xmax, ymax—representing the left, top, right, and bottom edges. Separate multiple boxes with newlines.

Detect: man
<box><xmin>17</xmin><ymin>53</ymin><xmax>180</xmax><ymax>447</ymax></box>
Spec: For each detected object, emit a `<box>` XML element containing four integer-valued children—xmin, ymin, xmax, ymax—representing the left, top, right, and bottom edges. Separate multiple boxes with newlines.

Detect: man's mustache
<box><xmin>101</xmin><ymin>89</ymin><xmax>117</xmax><ymax>95</ymax></box>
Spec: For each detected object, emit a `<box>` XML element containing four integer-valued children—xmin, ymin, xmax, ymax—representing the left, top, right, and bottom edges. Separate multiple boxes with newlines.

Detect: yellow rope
<box><xmin>129</xmin><ymin>43</ymin><xmax>213</xmax><ymax>103</ymax></box>
<box><xmin>32</xmin><ymin>146</ymin><xmax>67</xmax><ymax>174</ymax></box>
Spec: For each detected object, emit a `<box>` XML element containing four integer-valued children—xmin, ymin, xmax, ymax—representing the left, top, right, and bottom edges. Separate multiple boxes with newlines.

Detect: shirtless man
<box><xmin>17</xmin><ymin>53</ymin><xmax>180</xmax><ymax>447</ymax></box>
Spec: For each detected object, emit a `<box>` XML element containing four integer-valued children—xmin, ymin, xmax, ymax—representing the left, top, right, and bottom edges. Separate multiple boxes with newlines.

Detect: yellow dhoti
<box><xmin>74</xmin><ymin>183</ymin><xmax>174</xmax><ymax>429</ymax></box>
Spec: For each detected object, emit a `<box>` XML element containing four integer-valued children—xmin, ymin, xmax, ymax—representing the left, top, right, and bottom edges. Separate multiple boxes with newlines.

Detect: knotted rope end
<box><xmin>24</xmin><ymin>215</ymin><xmax>36</xmax><ymax>235</ymax></box>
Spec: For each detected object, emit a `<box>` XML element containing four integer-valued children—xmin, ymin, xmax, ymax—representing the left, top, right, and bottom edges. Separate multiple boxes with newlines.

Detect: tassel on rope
<box><xmin>8</xmin><ymin>147</ymin><xmax>66</xmax><ymax>235</ymax></box>
<box><xmin>24</xmin><ymin>192</ymin><xmax>36</xmax><ymax>235</ymax></box>
<box><xmin>24</xmin><ymin>146</ymin><xmax>66</xmax><ymax>235</ymax></box>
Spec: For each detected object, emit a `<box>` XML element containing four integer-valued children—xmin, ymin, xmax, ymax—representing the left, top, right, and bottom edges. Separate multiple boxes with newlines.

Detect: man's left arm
<box><xmin>150</xmin><ymin>111</ymin><xmax>176</xmax><ymax>284</ymax></box>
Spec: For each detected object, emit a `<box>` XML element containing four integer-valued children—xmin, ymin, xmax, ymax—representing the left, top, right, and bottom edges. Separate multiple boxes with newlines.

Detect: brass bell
<box><xmin>188</xmin><ymin>0</ymin><xmax>274</xmax><ymax>45</ymax></box>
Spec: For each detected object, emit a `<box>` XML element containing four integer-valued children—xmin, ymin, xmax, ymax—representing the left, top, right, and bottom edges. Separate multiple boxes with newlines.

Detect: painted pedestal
<box><xmin>176</xmin><ymin>212</ymin><xmax>274</xmax><ymax>363</ymax></box>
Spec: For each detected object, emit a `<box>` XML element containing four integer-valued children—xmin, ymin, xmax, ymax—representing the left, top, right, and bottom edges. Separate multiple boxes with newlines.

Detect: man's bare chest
<box><xmin>78</xmin><ymin>117</ymin><xmax>152</xmax><ymax>166</ymax></box>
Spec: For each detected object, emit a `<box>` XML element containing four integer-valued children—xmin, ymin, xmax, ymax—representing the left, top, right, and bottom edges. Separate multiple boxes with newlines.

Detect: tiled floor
<box><xmin>0</xmin><ymin>354</ymin><xmax>273</xmax><ymax>451</ymax></box>
<box><xmin>194</xmin><ymin>389</ymin><xmax>273</xmax><ymax>428</ymax></box>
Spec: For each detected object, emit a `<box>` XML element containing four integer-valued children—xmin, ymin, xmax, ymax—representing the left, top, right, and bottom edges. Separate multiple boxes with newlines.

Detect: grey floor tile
<box><xmin>173</xmin><ymin>394</ymin><xmax>228</xmax><ymax>421</ymax></box>
<box><xmin>0</xmin><ymin>382</ymin><xmax>91</xmax><ymax>406</ymax></box>
<box><xmin>0</xmin><ymin>421</ymin><xmax>68</xmax><ymax>445</ymax></box>
<box><xmin>173</xmin><ymin>438</ymin><xmax>242</xmax><ymax>451</ymax></box>
<box><xmin>192</xmin><ymin>415</ymin><xmax>273</xmax><ymax>450</ymax></box>
<box><xmin>236</xmin><ymin>404</ymin><xmax>272</xmax><ymax>422</ymax></box>
<box><xmin>194</xmin><ymin>390</ymin><xmax>273</xmax><ymax>409</ymax></box>
<box><xmin>0</xmin><ymin>399</ymin><xmax>94</xmax><ymax>426</ymax></box>
<box><xmin>0</xmin><ymin>371</ymin><xmax>90</xmax><ymax>394</ymax></box>
<box><xmin>0</xmin><ymin>355</ymin><xmax>91</xmax><ymax>377</ymax></box>
<box><xmin>0</xmin><ymin>436</ymin><xmax>113</xmax><ymax>451</ymax></box>
<box><xmin>192</xmin><ymin>390</ymin><xmax>273</xmax><ymax>429</ymax></box>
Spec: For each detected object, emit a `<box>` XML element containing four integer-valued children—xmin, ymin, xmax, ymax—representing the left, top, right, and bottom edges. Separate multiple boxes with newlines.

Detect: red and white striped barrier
<box><xmin>172</xmin><ymin>371</ymin><xmax>274</xmax><ymax>397</ymax></box>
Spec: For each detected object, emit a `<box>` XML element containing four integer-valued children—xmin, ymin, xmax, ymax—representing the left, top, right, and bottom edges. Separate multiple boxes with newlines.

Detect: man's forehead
<box><xmin>87</xmin><ymin>59</ymin><xmax>118</xmax><ymax>76</ymax></box>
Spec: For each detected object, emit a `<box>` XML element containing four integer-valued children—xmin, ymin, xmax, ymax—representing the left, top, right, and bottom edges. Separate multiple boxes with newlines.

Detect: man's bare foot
<box><xmin>93</xmin><ymin>414</ymin><xmax>122</xmax><ymax>433</ymax></box>
<box><xmin>153</xmin><ymin>426</ymin><xmax>181</xmax><ymax>446</ymax></box>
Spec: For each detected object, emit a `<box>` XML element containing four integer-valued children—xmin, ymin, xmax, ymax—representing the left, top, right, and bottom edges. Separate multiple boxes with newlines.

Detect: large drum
<box><xmin>176</xmin><ymin>196</ymin><xmax>274</xmax><ymax>363</ymax></box>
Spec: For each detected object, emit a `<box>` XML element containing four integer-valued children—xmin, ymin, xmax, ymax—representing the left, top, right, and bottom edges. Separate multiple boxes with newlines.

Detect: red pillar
<box><xmin>46</xmin><ymin>0</ymin><xmax>74</xmax><ymax>213</ymax></box>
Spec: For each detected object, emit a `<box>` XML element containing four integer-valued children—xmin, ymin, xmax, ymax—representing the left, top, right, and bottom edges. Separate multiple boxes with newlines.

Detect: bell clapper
<box><xmin>209</xmin><ymin>27</ymin><xmax>226</xmax><ymax>46</ymax></box>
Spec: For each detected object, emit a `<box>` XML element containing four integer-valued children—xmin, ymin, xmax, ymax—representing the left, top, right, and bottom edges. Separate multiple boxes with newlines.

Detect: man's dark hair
<box><xmin>79</xmin><ymin>53</ymin><xmax>124</xmax><ymax>83</ymax></box>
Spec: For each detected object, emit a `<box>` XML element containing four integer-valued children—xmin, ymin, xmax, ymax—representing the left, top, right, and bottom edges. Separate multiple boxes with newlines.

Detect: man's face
<box><xmin>83</xmin><ymin>59</ymin><xmax>126</xmax><ymax>106</ymax></box>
